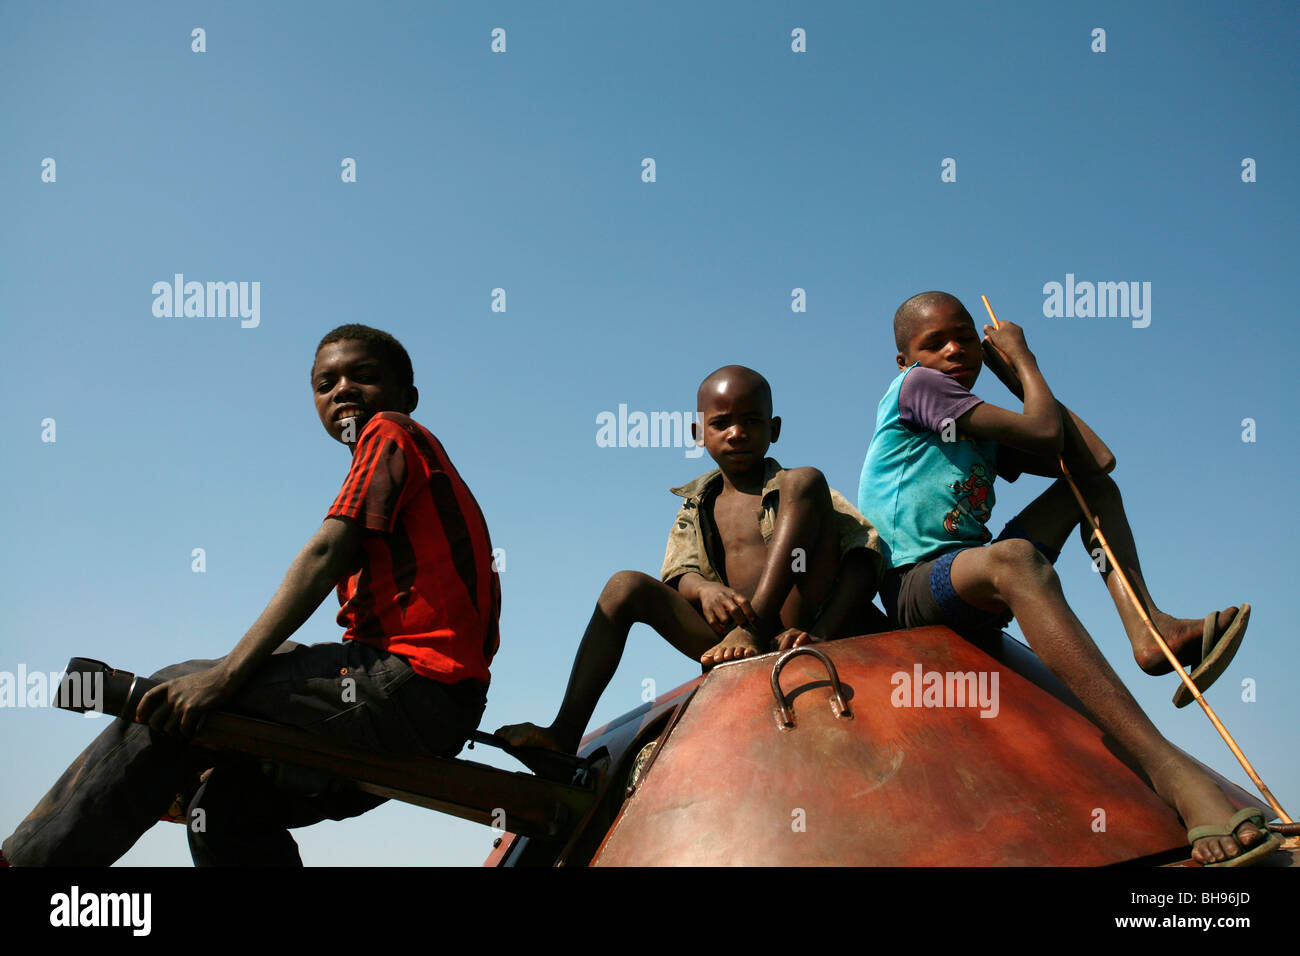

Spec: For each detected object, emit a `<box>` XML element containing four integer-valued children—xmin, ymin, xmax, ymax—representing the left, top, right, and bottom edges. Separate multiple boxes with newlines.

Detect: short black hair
<box><xmin>893</xmin><ymin>291</ymin><xmax>972</xmax><ymax>351</ymax></box>
<box><xmin>312</xmin><ymin>324</ymin><xmax>414</xmax><ymax>391</ymax></box>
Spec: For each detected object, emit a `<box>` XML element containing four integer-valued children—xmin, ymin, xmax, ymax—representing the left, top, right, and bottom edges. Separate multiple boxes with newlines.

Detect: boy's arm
<box><xmin>136</xmin><ymin>516</ymin><xmax>364</xmax><ymax>736</ymax></box>
<box><xmin>955</xmin><ymin>321</ymin><xmax>1064</xmax><ymax>458</ymax></box>
<box><xmin>982</xmin><ymin>338</ymin><xmax>1116</xmax><ymax>477</ymax></box>
<box><xmin>676</xmin><ymin>571</ymin><xmax>759</xmax><ymax>633</ymax></box>
<box><xmin>673</xmin><ymin>571</ymin><xmax>706</xmax><ymax>608</ymax></box>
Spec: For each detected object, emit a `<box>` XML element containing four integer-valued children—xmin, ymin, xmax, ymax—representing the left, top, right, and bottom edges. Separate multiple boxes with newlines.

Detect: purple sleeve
<box><xmin>899</xmin><ymin>366</ymin><xmax>984</xmax><ymax>433</ymax></box>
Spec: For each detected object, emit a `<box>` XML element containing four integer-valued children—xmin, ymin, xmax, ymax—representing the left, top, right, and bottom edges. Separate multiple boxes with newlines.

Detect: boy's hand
<box><xmin>981</xmin><ymin>338</ymin><xmax>1024</xmax><ymax>399</ymax></box>
<box><xmin>982</xmin><ymin>321</ymin><xmax>1034</xmax><ymax>371</ymax></box>
<box><xmin>136</xmin><ymin>667</ymin><xmax>234</xmax><ymax>738</ymax></box>
<box><xmin>774</xmin><ymin>628</ymin><xmax>822</xmax><ymax>651</ymax></box>
<box><xmin>696</xmin><ymin>581</ymin><xmax>759</xmax><ymax>635</ymax></box>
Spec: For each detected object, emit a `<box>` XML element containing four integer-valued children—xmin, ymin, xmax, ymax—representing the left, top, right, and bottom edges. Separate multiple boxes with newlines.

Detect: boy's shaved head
<box><xmin>894</xmin><ymin>291</ymin><xmax>973</xmax><ymax>350</ymax></box>
<box><xmin>697</xmin><ymin>365</ymin><xmax>773</xmax><ymax>415</ymax></box>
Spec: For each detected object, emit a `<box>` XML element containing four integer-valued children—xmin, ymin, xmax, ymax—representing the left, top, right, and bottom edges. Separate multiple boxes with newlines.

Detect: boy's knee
<box><xmin>987</xmin><ymin>538</ymin><xmax>1056</xmax><ymax>589</ymax></box>
<box><xmin>782</xmin><ymin>467</ymin><xmax>830</xmax><ymax>504</ymax></box>
<box><xmin>1074</xmin><ymin>472</ymin><xmax>1120</xmax><ymax>504</ymax></box>
<box><xmin>600</xmin><ymin>570</ymin><xmax>658</xmax><ymax>615</ymax></box>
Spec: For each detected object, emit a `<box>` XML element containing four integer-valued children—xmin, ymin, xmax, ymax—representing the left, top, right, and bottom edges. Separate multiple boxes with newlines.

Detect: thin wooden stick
<box><xmin>980</xmin><ymin>294</ymin><xmax>1294</xmax><ymax>828</ymax></box>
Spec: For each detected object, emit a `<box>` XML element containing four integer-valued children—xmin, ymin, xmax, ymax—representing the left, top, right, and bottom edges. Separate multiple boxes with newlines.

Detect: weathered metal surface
<box><xmin>486</xmin><ymin>677</ymin><xmax>701</xmax><ymax>866</ymax></box>
<box><xmin>591</xmin><ymin>627</ymin><xmax>1259</xmax><ymax>866</ymax></box>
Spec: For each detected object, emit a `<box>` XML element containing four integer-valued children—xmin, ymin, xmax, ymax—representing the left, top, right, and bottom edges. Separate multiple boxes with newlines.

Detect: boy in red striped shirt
<box><xmin>2</xmin><ymin>325</ymin><xmax>500</xmax><ymax>866</ymax></box>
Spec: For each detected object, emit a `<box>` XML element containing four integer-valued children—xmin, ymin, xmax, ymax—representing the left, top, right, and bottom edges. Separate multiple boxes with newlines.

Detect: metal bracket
<box><xmin>770</xmin><ymin>646</ymin><xmax>852</xmax><ymax>729</ymax></box>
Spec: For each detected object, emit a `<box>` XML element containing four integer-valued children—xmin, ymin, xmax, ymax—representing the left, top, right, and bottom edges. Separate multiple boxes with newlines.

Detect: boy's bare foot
<box><xmin>700</xmin><ymin>626</ymin><xmax>764</xmax><ymax>669</ymax></box>
<box><xmin>1148</xmin><ymin>755</ymin><xmax>1272</xmax><ymax>865</ymax></box>
<box><xmin>493</xmin><ymin>722</ymin><xmax>578</xmax><ymax>755</ymax></box>
<box><xmin>1133</xmin><ymin>606</ymin><xmax>1243</xmax><ymax>676</ymax></box>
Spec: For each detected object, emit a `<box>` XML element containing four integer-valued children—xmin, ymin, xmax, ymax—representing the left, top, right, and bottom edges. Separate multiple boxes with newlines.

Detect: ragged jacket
<box><xmin>661</xmin><ymin>458</ymin><xmax>884</xmax><ymax>588</ymax></box>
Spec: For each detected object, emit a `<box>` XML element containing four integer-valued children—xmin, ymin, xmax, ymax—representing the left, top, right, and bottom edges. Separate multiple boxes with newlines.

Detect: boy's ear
<box><xmin>690</xmin><ymin>418</ymin><xmax>700</xmax><ymax>445</ymax></box>
<box><xmin>896</xmin><ymin>351</ymin><xmax>908</xmax><ymax>371</ymax></box>
<box><xmin>403</xmin><ymin>386</ymin><xmax>419</xmax><ymax>415</ymax></box>
<box><xmin>769</xmin><ymin>416</ymin><xmax>782</xmax><ymax>443</ymax></box>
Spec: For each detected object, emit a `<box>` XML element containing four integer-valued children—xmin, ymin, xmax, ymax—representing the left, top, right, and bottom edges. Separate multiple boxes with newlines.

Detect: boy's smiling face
<box><xmin>898</xmin><ymin>299</ymin><xmax>982</xmax><ymax>390</ymax></box>
<box><xmin>312</xmin><ymin>339</ymin><xmax>418</xmax><ymax>448</ymax></box>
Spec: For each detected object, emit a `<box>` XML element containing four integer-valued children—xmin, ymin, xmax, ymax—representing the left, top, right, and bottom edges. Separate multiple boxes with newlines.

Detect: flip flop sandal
<box><xmin>1187</xmin><ymin>806</ymin><xmax>1283</xmax><ymax>867</ymax></box>
<box><xmin>1172</xmin><ymin>604</ymin><xmax>1250</xmax><ymax>709</ymax></box>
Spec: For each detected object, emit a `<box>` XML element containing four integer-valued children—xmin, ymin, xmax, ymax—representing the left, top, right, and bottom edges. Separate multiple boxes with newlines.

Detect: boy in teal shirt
<box><xmin>857</xmin><ymin>291</ymin><xmax>1275</xmax><ymax>866</ymax></box>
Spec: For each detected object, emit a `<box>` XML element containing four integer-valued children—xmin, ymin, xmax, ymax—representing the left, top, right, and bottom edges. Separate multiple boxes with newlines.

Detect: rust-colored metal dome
<box><xmin>588</xmin><ymin>627</ymin><xmax>1260</xmax><ymax>866</ymax></box>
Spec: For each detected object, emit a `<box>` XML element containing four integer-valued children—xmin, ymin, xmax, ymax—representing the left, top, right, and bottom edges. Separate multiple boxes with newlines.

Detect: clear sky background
<box><xmin>2</xmin><ymin>1</ymin><xmax>1295</xmax><ymax>866</ymax></box>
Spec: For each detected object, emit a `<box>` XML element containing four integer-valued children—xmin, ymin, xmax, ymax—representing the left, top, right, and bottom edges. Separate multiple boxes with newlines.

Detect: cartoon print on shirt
<box><xmin>944</xmin><ymin>462</ymin><xmax>992</xmax><ymax>539</ymax></box>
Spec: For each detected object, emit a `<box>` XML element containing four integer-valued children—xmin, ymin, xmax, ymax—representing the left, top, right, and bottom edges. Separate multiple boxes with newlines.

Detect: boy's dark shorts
<box><xmin>880</xmin><ymin>518</ymin><xmax>1061</xmax><ymax>638</ymax></box>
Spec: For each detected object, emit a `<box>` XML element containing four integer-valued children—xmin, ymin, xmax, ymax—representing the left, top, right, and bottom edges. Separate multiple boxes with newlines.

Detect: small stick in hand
<box><xmin>979</xmin><ymin>295</ymin><xmax>1023</xmax><ymax>398</ymax></box>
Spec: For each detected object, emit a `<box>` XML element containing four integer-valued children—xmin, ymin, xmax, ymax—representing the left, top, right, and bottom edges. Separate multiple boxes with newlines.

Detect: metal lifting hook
<box><xmin>770</xmin><ymin>645</ymin><xmax>852</xmax><ymax>728</ymax></box>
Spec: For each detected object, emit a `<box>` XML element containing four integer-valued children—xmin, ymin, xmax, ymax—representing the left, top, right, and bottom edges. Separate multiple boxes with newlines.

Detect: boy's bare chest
<box><xmin>709</xmin><ymin>491</ymin><xmax>768</xmax><ymax>581</ymax></box>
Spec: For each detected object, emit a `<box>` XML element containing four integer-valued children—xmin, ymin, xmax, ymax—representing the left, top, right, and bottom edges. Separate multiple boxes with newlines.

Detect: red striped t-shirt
<box><xmin>326</xmin><ymin>412</ymin><xmax>500</xmax><ymax>684</ymax></box>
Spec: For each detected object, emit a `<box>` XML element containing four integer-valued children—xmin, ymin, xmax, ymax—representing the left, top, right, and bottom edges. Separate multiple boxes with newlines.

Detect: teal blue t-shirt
<box><xmin>857</xmin><ymin>364</ymin><xmax>1000</xmax><ymax>568</ymax></box>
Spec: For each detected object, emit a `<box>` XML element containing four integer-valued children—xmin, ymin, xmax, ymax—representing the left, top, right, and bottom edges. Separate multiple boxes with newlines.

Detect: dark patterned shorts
<box><xmin>880</xmin><ymin>518</ymin><xmax>1060</xmax><ymax>638</ymax></box>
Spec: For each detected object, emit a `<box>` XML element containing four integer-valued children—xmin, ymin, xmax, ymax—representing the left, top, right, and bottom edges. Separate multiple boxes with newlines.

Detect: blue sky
<box><xmin>2</xmin><ymin>1</ymin><xmax>1296</xmax><ymax>866</ymax></box>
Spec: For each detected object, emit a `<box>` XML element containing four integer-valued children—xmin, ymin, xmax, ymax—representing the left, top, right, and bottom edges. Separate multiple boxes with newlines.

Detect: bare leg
<box><xmin>747</xmin><ymin>468</ymin><xmax>842</xmax><ymax>629</ymax></box>
<box><xmin>495</xmin><ymin>571</ymin><xmax>719</xmax><ymax>754</ymax></box>
<box><xmin>693</xmin><ymin>468</ymin><xmax>842</xmax><ymax>667</ymax></box>
<box><xmin>705</xmin><ymin>542</ymin><xmax>879</xmax><ymax>664</ymax></box>
<box><xmin>699</xmin><ymin>468</ymin><xmax>845</xmax><ymax>667</ymax></box>
<box><xmin>1011</xmin><ymin>476</ymin><xmax>1242</xmax><ymax>675</ymax></box>
<box><xmin>950</xmin><ymin>540</ymin><xmax>1266</xmax><ymax>863</ymax></box>
<box><xmin>806</xmin><ymin>549</ymin><xmax>887</xmax><ymax>640</ymax></box>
